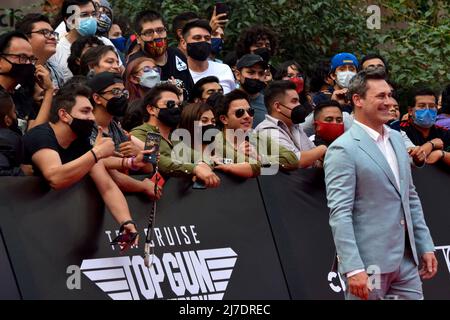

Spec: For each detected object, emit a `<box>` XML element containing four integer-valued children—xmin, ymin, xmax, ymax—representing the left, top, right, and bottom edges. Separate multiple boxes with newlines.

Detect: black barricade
<box><xmin>0</xmin><ymin>165</ymin><xmax>449</xmax><ymax>300</ymax></box>
<box><xmin>0</xmin><ymin>175</ymin><xmax>288</xmax><ymax>300</ymax></box>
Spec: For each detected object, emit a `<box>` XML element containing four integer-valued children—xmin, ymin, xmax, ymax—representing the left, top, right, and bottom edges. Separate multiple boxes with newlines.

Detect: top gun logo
<box><xmin>80</xmin><ymin>247</ymin><xmax>237</xmax><ymax>300</ymax></box>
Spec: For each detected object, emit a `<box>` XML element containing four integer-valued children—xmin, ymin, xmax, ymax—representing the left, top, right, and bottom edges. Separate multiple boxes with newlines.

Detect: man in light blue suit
<box><xmin>324</xmin><ymin>68</ymin><xmax>437</xmax><ymax>300</ymax></box>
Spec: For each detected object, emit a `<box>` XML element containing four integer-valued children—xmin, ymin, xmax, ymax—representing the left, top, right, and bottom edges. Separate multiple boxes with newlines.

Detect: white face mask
<box><xmin>139</xmin><ymin>69</ymin><xmax>161</xmax><ymax>89</ymax></box>
<box><xmin>336</xmin><ymin>71</ymin><xmax>356</xmax><ymax>88</ymax></box>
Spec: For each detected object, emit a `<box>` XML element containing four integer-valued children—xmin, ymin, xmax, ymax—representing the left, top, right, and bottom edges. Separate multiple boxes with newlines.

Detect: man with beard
<box><xmin>128</xmin><ymin>10</ymin><xmax>194</xmax><ymax>101</ymax></box>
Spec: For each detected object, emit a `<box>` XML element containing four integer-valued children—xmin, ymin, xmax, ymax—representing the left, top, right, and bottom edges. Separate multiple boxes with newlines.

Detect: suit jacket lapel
<box><xmin>389</xmin><ymin>133</ymin><xmax>406</xmax><ymax>194</ymax></box>
<box><xmin>351</xmin><ymin>125</ymin><xmax>401</xmax><ymax>195</ymax></box>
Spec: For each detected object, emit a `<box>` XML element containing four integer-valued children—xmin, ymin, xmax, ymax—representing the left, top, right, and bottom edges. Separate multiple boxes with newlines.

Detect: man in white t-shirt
<box><xmin>181</xmin><ymin>19</ymin><xmax>235</xmax><ymax>94</ymax></box>
<box><xmin>49</xmin><ymin>0</ymin><xmax>122</xmax><ymax>82</ymax></box>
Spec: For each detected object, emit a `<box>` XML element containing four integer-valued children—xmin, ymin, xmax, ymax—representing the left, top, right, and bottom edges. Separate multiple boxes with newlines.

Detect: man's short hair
<box><xmin>189</xmin><ymin>76</ymin><xmax>220</xmax><ymax>102</ymax></box>
<box><xmin>15</xmin><ymin>13</ymin><xmax>51</xmax><ymax>35</ymax></box>
<box><xmin>348</xmin><ymin>68</ymin><xmax>387</xmax><ymax>100</ymax></box>
<box><xmin>182</xmin><ymin>19</ymin><xmax>211</xmax><ymax>39</ymax></box>
<box><xmin>0</xmin><ymin>31</ymin><xmax>29</xmax><ymax>53</ymax></box>
<box><xmin>61</xmin><ymin>0</ymin><xmax>96</xmax><ymax>20</ymax></box>
<box><xmin>264</xmin><ymin>80</ymin><xmax>297</xmax><ymax>114</ymax></box>
<box><xmin>134</xmin><ymin>10</ymin><xmax>164</xmax><ymax>35</ymax></box>
<box><xmin>49</xmin><ymin>84</ymin><xmax>92</xmax><ymax>123</ymax></box>
<box><xmin>0</xmin><ymin>88</ymin><xmax>14</xmax><ymax>128</ymax></box>
<box><xmin>408</xmin><ymin>87</ymin><xmax>437</xmax><ymax>107</ymax></box>
<box><xmin>172</xmin><ymin>11</ymin><xmax>199</xmax><ymax>40</ymax></box>
<box><xmin>313</xmin><ymin>100</ymin><xmax>342</xmax><ymax>121</ymax></box>
<box><xmin>360</xmin><ymin>53</ymin><xmax>388</xmax><ymax>71</ymax></box>
<box><xmin>215</xmin><ymin>89</ymin><xmax>250</xmax><ymax>129</ymax></box>
<box><xmin>142</xmin><ymin>83</ymin><xmax>180</xmax><ymax>121</ymax></box>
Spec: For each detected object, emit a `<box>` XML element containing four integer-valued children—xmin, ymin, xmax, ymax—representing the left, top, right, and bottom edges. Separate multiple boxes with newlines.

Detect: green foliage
<box><xmin>377</xmin><ymin>0</ymin><xmax>450</xmax><ymax>91</ymax></box>
<box><xmin>110</xmin><ymin>0</ymin><xmax>449</xmax><ymax>93</ymax></box>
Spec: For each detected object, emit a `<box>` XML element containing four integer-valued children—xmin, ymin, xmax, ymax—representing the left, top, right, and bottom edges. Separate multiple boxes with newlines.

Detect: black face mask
<box><xmin>187</xmin><ymin>42</ymin><xmax>212</xmax><ymax>61</ymax></box>
<box><xmin>201</xmin><ymin>124</ymin><xmax>217</xmax><ymax>144</ymax></box>
<box><xmin>158</xmin><ymin>107</ymin><xmax>181</xmax><ymax>128</ymax></box>
<box><xmin>9</xmin><ymin>117</ymin><xmax>22</xmax><ymax>136</ymax></box>
<box><xmin>289</xmin><ymin>104</ymin><xmax>311</xmax><ymax>124</ymax></box>
<box><xmin>242</xmin><ymin>78</ymin><xmax>266</xmax><ymax>95</ymax></box>
<box><xmin>0</xmin><ymin>62</ymin><xmax>35</xmax><ymax>88</ymax></box>
<box><xmin>106</xmin><ymin>96</ymin><xmax>128</xmax><ymax>117</ymax></box>
<box><xmin>253</xmin><ymin>47</ymin><xmax>271</xmax><ymax>63</ymax></box>
<box><xmin>69</xmin><ymin>115</ymin><xmax>96</xmax><ymax>139</ymax></box>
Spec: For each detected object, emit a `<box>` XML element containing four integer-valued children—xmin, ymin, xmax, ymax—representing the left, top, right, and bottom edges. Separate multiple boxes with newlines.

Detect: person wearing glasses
<box><xmin>400</xmin><ymin>87</ymin><xmax>450</xmax><ymax>167</ymax></box>
<box><xmin>131</xmin><ymin>83</ymin><xmax>220</xmax><ymax>188</ymax></box>
<box><xmin>49</xmin><ymin>0</ymin><xmax>123</xmax><ymax>82</ymax></box>
<box><xmin>214</xmin><ymin>90</ymin><xmax>298</xmax><ymax>176</ymax></box>
<box><xmin>234</xmin><ymin>54</ymin><xmax>269</xmax><ymax>128</ymax></box>
<box><xmin>255</xmin><ymin>81</ymin><xmax>328</xmax><ymax>168</ymax></box>
<box><xmin>128</xmin><ymin>10</ymin><xmax>194</xmax><ymax>102</ymax></box>
<box><xmin>15</xmin><ymin>13</ymin><xmax>64</xmax><ymax>90</ymax></box>
<box><xmin>0</xmin><ymin>31</ymin><xmax>43</xmax><ymax>134</ymax></box>
<box><xmin>87</xmin><ymin>71</ymin><xmax>161</xmax><ymax>200</ymax></box>
<box><xmin>123</xmin><ymin>57</ymin><xmax>161</xmax><ymax>102</ymax></box>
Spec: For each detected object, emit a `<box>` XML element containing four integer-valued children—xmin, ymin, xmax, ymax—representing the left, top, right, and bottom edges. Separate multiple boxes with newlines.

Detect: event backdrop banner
<box><xmin>0</xmin><ymin>175</ymin><xmax>289</xmax><ymax>300</ymax></box>
<box><xmin>0</xmin><ymin>165</ymin><xmax>449</xmax><ymax>300</ymax></box>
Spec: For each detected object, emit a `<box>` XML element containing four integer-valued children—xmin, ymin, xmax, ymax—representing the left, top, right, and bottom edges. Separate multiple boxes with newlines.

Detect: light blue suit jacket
<box><xmin>324</xmin><ymin>123</ymin><xmax>435</xmax><ymax>275</ymax></box>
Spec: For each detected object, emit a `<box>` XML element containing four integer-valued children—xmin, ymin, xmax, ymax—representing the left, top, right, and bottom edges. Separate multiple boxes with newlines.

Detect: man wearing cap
<box><xmin>330</xmin><ymin>52</ymin><xmax>359</xmax><ymax>112</ymax></box>
<box><xmin>235</xmin><ymin>53</ymin><xmax>268</xmax><ymax>127</ymax></box>
<box><xmin>87</xmin><ymin>71</ymin><xmax>161</xmax><ymax>200</ymax></box>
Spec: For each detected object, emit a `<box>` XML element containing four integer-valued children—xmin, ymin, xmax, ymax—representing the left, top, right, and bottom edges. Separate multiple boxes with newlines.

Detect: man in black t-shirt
<box><xmin>23</xmin><ymin>84</ymin><xmax>145</xmax><ymax>244</ymax></box>
<box><xmin>127</xmin><ymin>10</ymin><xmax>194</xmax><ymax>100</ymax></box>
<box><xmin>400</xmin><ymin>88</ymin><xmax>450</xmax><ymax>167</ymax></box>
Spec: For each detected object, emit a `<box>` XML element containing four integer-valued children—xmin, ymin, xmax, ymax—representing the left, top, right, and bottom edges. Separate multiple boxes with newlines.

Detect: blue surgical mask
<box><xmin>139</xmin><ymin>69</ymin><xmax>161</xmax><ymax>89</ymax></box>
<box><xmin>414</xmin><ymin>109</ymin><xmax>437</xmax><ymax>128</ymax></box>
<box><xmin>111</xmin><ymin>36</ymin><xmax>127</xmax><ymax>52</ymax></box>
<box><xmin>77</xmin><ymin>17</ymin><xmax>97</xmax><ymax>36</ymax></box>
<box><xmin>211</xmin><ymin>38</ymin><xmax>223</xmax><ymax>55</ymax></box>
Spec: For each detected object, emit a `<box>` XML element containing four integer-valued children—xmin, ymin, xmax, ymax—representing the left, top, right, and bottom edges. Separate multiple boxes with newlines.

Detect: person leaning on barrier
<box><xmin>22</xmin><ymin>83</ymin><xmax>147</xmax><ymax>243</ymax></box>
<box><xmin>400</xmin><ymin>87</ymin><xmax>450</xmax><ymax>167</ymax></box>
<box><xmin>130</xmin><ymin>83</ymin><xmax>220</xmax><ymax>188</ymax></box>
<box><xmin>86</xmin><ymin>71</ymin><xmax>161</xmax><ymax>200</ymax></box>
<box><xmin>214</xmin><ymin>89</ymin><xmax>298</xmax><ymax>176</ymax></box>
<box><xmin>255</xmin><ymin>80</ymin><xmax>327</xmax><ymax>168</ymax></box>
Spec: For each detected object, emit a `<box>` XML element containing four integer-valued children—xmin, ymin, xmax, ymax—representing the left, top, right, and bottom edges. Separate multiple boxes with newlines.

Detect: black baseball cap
<box><xmin>86</xmin><ymin>71</ymin><xmax>123</xmax><ymax>93</ymax></box>
<box><xmin>236</xmin><ymin>53</ymin><xmax>268</xmax><ymax>70</ymax></box>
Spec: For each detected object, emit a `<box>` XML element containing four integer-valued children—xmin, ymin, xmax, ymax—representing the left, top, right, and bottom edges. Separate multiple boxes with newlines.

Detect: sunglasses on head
<box><xmin>235</xmin><ymin>107</ymin><xmax>255</xmax><ymax>118</ymax></box>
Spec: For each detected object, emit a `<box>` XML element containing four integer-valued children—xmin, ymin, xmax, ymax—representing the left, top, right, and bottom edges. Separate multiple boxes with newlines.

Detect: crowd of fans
<box><xmin>1</xmin><ymin>0</ymin><xmax>449</xmax><ymax>244</ymax></box>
